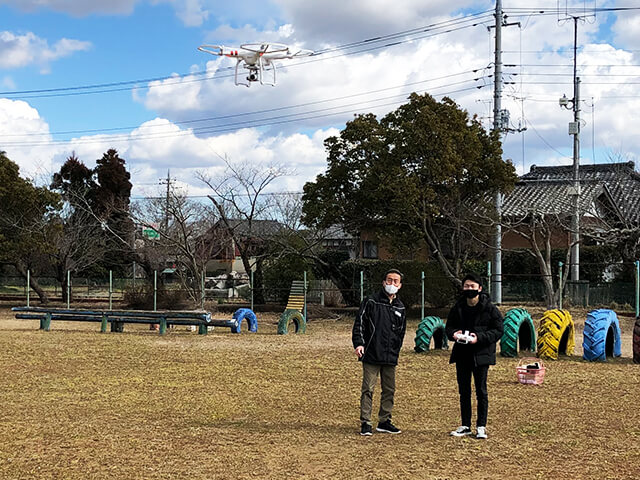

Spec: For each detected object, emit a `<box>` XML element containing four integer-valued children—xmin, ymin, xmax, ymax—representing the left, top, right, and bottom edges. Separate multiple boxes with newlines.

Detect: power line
<box><xmin>0</xmin><ymin>11</ymin><xmax>494</xmax><ymax>100</ymax></box>
<box><xmin>0</xmin><ymin>68</ymin><xmax>487</xmax><ymax>138</ymax></box>
<box><xmin>1</xmin><ymin>82</ymin><xmax>489</xmax><ymax>147</ymax></box>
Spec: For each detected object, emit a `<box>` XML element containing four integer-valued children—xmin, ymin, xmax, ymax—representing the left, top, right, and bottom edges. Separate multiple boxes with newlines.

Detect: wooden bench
<box><xmin>11</xmin><ymin>306</ymin><xmax>238</xmax><ymax>335</ymax></box>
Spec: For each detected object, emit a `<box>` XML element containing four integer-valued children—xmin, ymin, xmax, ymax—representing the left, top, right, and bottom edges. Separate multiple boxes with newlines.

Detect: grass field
<box><xmin>1</xmin><ymin>303</ymin><xmax>639</xmax><ymax>480</ymax></box>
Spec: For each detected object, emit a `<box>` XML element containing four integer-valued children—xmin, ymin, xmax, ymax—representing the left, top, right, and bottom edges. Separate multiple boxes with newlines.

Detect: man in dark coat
<box><xmin>352</xmin><ymin>269</ymin><xmax>406</xmax><ymax>436</ymax></box>
<box><xmin>445</xmin><ymin>273</ymin><xmax>503</xmax><ymax>440</ymax></box>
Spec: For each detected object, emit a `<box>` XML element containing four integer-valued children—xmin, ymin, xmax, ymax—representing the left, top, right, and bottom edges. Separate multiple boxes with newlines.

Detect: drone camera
<box><xmin>247</xmin><ymin>73</ymin><xmax>258</xmax><ymax>82</ymax></box>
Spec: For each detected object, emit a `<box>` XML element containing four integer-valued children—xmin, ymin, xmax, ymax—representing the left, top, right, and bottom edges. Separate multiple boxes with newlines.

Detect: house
<box><xmin>204</xmin><ymin>219</ymin><xmax>285</xmax><ymax>274</ymax></box>
<box><xmin>501</xmin><ymin>161</ymin><xmax>640</xmax><ymax>249</ymax></box>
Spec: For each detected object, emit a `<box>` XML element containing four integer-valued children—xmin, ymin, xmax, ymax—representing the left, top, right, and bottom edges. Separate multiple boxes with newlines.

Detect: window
<box><xmin>362</xmin><ymin>240</ymin><xmax>378</xmax><ymax>259</ymax></box>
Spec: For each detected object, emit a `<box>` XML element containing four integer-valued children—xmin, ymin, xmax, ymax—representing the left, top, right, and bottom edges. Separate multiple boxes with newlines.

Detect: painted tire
<box><xmin>537</xmin><ymin>309</ymin><xmax>575</xmax><ymax>360</ymax></box>
<box><xmin>500</xmin><ymin>308</ymin><xmax>536</xmax><ymax>358</ymax></box>
<box><xmin>277</xmin><ymin>309</ymin><xmax>306</xmax><ymax>335</ymax></box>
<box><xmin>414</xmin><ymin>316</ymin><xmax>448</xmax><ymax>352</ymax></box>
<box><xmin>582</xmin><ymin>309</ymin><xmax>622</xmax><ymax>362</ymax></box>
<box><xmin>633</xmin><ymin>317</ymin><xmax>640</xmax><ymax>364</ymax></box>
<box><xmin>231</xmin><ymin>308</ymin><xmax>258</xmax><ymax>334</ymax></box>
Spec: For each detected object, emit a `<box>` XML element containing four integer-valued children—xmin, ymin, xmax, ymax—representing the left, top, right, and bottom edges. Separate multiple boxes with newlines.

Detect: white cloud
<box><xmin>0</xmin><ymin>0</ymin><xmax>140</xmax><ymax>16</ymax></box>
<box><xmin>0</xmin><ymin>31</ymin><xmax>91</xmax><ymax>72</ymax></box>
<box><xmin>0</xmin><ymin>98</ymin><xmax>61</xmax><ymax>180</ymax></box>
<box><xmin>2</xmin><ymin>0</ymin><xmax>213</xmax><ymax>26</ymax></box>
<box><xmin>273</xmin><ymin>0</ymin><xmax>477</xmax><ymax>45</ymax></box>
<box><xmin>0</xmin><ymin>96</ymin><xmax>335</xmax><ymax>195</ymax></box>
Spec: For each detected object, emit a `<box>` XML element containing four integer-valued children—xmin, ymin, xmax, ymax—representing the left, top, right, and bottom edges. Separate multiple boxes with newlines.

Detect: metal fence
<box><xmin>2</xmin><ymin>261</ymin><xmax>639</xmax><ymax>317</ymax></box>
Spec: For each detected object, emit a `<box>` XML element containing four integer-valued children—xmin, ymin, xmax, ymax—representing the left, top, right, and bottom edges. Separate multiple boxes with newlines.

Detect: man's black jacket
<box><xmin>445</xmin><ymin>292</ymin><xmax>503</xmax><ymax>366</ymax></box>
<box><xmin>352</xmin><ymin>289</ymin><xmax>406</xmax><ymax>366</ymax></box>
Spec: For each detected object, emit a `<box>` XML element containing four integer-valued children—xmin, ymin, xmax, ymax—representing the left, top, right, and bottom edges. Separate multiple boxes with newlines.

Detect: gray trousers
<box><xmin>360</xmin><ymin>362</ymin><xmax>396</xmax><ymax>425</ymax></box>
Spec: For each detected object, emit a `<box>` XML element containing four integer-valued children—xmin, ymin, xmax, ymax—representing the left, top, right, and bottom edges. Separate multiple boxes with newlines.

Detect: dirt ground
<box><xmin>0</xmin><ymin>303</ymin><xmax>639</xmax><ymax>480</ymax></box>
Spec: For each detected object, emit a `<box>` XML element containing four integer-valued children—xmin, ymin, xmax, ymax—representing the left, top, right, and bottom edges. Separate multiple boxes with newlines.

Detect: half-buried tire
<box><xmin>277</xmin><ymin>309</ymin><xmax>306</xmax><ymax>335</ymax></box>
<box><xmin>500</xmin><ymin>308</ymin><xmax>536</xmax><ymax>357</ymax></box>
<box><xmin>537</xmin><ymin>309</ymin><xmax>575</xmax><ymax>360</ymax></box>
<box><xmin>414</xmin><ymin>316</ymin><xmax>448</xmax><ymax>353</ymax></box>
<box><xmin>633</xmin><ymin>317</ymin><xmax>640</xmax><ymax>364</ymax></box>
<box><xmin>582</xmin><ymin>309</ymin><xmax>622</xmax><ymax>362</ymax></box>
<box><xmin>231</xmin><ymin>308</ymin><xmax>258</xmax><ymax>334</ymax></box>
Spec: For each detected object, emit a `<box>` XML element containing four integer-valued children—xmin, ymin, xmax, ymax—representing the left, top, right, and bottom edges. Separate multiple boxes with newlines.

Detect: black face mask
<box><xmin>463</xmin><ymin>289</ymin><xmax>479</xmax><ymax>299</ymax></box>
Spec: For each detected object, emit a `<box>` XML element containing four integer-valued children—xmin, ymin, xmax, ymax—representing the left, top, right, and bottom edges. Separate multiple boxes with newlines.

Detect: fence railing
<box><xmin>2</xmin><ymin>261</ymin><xmax>640</xmax><ymax>316</ymax></box>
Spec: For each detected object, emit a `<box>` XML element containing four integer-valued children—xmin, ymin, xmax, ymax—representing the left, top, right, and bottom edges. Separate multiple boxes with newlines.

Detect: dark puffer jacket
<box><xmin>352</xmin><ymin>290</ymin><xmax>406</xmax><ymax>366</ymax></box>
<box><xmin>445</xmin><ymin>293</ymin><xmax>503</xmax><ymax>366</ymax></box>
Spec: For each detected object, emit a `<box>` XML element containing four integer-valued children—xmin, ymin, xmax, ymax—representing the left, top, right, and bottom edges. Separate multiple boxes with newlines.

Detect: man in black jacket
<box><xmin>352</xmin><ymin>269</ymin><xmax>406</xmax><ymax>436</ymax></box>
<box><xmin>445</xmin><ymin>273</ymin><xmax>503</xmax><ymax>440</ymax></box>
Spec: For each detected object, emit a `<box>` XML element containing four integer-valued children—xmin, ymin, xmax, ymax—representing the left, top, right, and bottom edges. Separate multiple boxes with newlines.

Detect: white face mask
<box><xmin>384</xmin><ymin>284</ymin><xmax>399</xmax><ymax>295</ymax></box>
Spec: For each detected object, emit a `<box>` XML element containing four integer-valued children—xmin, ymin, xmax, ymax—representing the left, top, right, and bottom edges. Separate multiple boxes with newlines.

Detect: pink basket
<box><xmin>516</xmin><ymin>358</ymin><xmax>545</xmax><ymax>385</ymax></box>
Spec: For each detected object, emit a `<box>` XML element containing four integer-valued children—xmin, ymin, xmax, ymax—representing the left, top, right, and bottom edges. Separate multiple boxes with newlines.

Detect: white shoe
<box><xmin>476</xmin><ymin>426</ymin><xmax>487</xmax><ymax>439</ymax></box>
<box><xmin>450</xmin><ymin>426</ymin><xmax>472</xmax><ymax>437</ymax></box>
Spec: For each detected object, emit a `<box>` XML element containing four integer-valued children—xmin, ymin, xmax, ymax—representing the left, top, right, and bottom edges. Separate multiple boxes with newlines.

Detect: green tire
<box><xmin>414</xmin><ymin>316</ymin><xmax>448</xmax><ymax>353</ymax></box>
<box><xmin>277</xmin><ymin>309</ymin><xmax>306</xmax><ymax>335</ymax></box>
<box><xmin>500</xmin><ymin>308</ymin><xmax>536</xmax><ymax>357</ymax></box>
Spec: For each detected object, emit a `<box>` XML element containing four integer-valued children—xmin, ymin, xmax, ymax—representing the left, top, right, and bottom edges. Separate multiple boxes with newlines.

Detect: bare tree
<box><xmin>130</xmin><ymin>187</ymin><xmax>221</xmax><ymax>305</ymax></box>
<box><xmin>501</xmin><ymin>181</ymin><xmax>624</xmax><ymax>309</ymax></box>
<box><xmin>197</xmin><ymin>157</ymin><xmax>291</xmax><ymax>304</ymax></box>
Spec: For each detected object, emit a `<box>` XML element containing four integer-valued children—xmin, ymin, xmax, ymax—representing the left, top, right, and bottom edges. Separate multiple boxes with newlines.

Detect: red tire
<box><xmin>633</xmin><ymin>317</ymin><xmax>640</xmax><ymax>364</ymax></box>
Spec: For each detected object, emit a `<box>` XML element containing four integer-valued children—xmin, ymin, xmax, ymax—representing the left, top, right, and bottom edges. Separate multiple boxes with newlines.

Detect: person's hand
<box><xmin>453</xmin><ymin>330</ymin><xmax>463</xmax><ymax>341</ymax></box>
<box><xmin>468</xmin><ymin>333</ymin><xmax>478</xmax><ymax>344</ymax></box>
<box><xmin>355</xmin><ymin>346</ymin><xmax>365</xmax><ymax>358</ymax></box>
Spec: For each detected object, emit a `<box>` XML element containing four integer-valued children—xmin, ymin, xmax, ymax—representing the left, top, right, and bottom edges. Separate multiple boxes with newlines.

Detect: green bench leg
<box><xmin>159</xmin><ymin>317</ymin><xmax>167</xmax><ymax>335</ymax></box>
<box><xmin>111</xmin><ymin>321</ymin><xmax>124</xmax><ymax>333</ymax></box>
<box><xmin>198</xmin><ymin>323</ymin><xmax>208</xmax><ymax>335</ymax></box>
<box><xmin>100</xmin><ymin>315</ymin><xmax>108</xmax><ymax>333</ymax></box>
<box><xmin>41</xmin><ymin>313</ymin><xmax>52</xmax><ymax>331</ymax></box>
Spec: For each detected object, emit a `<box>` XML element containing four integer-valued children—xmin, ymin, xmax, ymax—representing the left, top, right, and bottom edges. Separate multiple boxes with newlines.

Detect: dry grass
<box><xmin>0</xmin><ymin>304</ymin><xmax>639</xmax><ymax>480</ymax></box>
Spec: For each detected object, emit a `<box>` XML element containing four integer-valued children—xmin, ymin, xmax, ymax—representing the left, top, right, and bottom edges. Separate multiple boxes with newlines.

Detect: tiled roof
<box><xmin>219</xmin><ymin>219</ymin><xmax>285</xmax><ymax>237</ymax></box>
<box><xmin>502</xmin><ymin>180</ymin><xmax>617</xmax><ymax>218</ymax></box>
<box><xmin>515</xmin><ymin>161</ymin><xmax>640</xmax><ymax>224</ymax></box>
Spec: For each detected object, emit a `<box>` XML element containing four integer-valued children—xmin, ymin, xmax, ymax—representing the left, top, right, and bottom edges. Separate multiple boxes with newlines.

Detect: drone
<box><xmin>197</xmin><ymin>42</ymin><xmax>313</xmax><ymax>87</ymax></box>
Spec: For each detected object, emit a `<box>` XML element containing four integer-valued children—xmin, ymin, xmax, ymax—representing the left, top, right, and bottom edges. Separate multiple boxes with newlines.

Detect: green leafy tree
<box><xmin>94</xmin><ymin>149</ymin><xmax>134</xmax><ymax>274</ymax></box>
<box><xmin>49</xmin><ymin>150</ymin><xmax>134</xmax><ymax>301</ymax></box>
<box><xmin>302</xmin><ymin>93</ymin><xmax>518</xmax><ymax>289</ymax></box>
<box><xmin>0</xmin><ymin>151</ymin><xmax>60</xmax><ymax>303</ymax></box>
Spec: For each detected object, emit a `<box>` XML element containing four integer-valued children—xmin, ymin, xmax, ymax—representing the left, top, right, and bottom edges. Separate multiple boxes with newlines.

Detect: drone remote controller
<box><xmin>457</xmin><ymin>330</ymin><xmax>473</xmax><ymax>344</ymax></box>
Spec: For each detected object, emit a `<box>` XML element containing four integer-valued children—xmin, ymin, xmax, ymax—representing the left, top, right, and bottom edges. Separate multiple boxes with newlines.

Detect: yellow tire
<box><xmin>537</xmin><ymin>309</ymin><xmax>575</xmax><ymax>360</ymax></box>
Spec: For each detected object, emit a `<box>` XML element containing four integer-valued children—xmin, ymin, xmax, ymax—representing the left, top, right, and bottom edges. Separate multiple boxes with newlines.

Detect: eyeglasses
<box><xmin>385</xmin><ymin>277</ymin><xmax>402</xmax><ymax>286</ymax></box>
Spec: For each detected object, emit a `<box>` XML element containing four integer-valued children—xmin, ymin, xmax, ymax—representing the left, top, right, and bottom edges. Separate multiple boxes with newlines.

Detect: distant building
<box><xmin>501</xmin><ymin>161</ymin><xmax>640</xmax><ymax>249</ymax></box>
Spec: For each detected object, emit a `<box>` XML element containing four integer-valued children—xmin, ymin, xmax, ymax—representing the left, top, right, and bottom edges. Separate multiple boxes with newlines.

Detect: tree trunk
<box><xmin>14</xmin><ymin>261</ymin><xmax>50</xmax><ymax>304</ymax></box>
<box><xmin>253</xmin><ymin>258</ymin><xmax>266</xmax><ymax>305</ymax></box>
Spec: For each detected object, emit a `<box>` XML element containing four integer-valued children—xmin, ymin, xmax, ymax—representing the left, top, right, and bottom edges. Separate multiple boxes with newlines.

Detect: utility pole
<box><xmin>159</xmin><ymin>169</ymin><xmax>172</xmax><ymax>231</ymax></box>
<box><xmin>489</xmin><ymin>0</ymin><xmax>519</xmax><ymax>304</ymax></box>
<box><xmin>571</xmin><ymin>18</ymin><xmax>581</xmax><ymax>283</ymax></box>
<box><xmin>558</xmin><ymin>17</ymin><xmax>582</xmax><ymax>282</ymax></box>
<box><xmin>491</xmin><ymin>0</ymin><xmax>504</xmax><ymax>304</ymax></box>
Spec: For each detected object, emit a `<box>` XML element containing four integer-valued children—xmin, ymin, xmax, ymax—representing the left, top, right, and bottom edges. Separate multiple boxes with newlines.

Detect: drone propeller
<box><xmin>241</xmin><ymin>42</ymin><xmax>290</xmax><ymax>54</ymax></box>
<box><xmin>197</xmin><ymin>45</ymin><xmax>224</xmax><ymax>56</ymax></box>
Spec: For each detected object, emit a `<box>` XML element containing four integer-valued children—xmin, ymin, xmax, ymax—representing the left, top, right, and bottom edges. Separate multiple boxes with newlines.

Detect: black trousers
<box><xmin>455</xmin><ymin>361</ymin><xmax>489</xmax><ymax>427</ymax></box>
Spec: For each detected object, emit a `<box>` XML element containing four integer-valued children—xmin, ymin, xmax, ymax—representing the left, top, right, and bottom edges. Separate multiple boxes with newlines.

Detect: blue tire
<box><xmin>582</xmin><ymin>309</ymin><xmax>622</xmax><ymax>362</ymax></box>
<box><xmin>232</xmin><ymin>308</ymin><xmax>258</xmax><ymax>334</ymax></box>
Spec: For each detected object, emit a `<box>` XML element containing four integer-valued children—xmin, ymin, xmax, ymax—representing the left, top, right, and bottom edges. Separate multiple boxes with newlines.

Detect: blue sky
<box><xmin>2</xmin><ymin>0</ymin><xmax>640</xmax><ymax>199</ymax></box>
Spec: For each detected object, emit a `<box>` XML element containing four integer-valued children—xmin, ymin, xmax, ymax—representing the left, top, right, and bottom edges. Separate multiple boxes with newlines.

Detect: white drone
<box><xmin>197</xmin><ymin>42</ymin><xmax>313</xmax><ymax>87</ymax></box>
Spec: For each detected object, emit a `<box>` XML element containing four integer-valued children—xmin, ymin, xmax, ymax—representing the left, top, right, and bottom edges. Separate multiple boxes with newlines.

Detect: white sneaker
<box><xmin>450</xmin><ymin>426</ymin><xmax>472</xmax><ymax>437</ymax></box>
<box><xmin>476</xmin><ymin>426</ymin><xmax>487</xmax><ymax>439</ymax></box>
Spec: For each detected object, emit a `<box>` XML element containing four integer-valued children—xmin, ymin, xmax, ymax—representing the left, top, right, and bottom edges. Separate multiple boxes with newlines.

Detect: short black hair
<box><xmin>462</xmin><ymin>273</ymin><xmax>482</xmax><ymax>287</ymax></box>
<box><xmin>384</xmin><ymin>268</ymin><xmax>404</xmax><ymax>282</ymax></box>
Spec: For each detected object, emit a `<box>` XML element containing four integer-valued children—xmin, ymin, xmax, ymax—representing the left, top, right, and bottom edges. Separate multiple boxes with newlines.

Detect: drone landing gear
<box><xmin>233</xmin><ymin>59</ymin><xmax>277</xmax><ymax>87</ymax></box>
